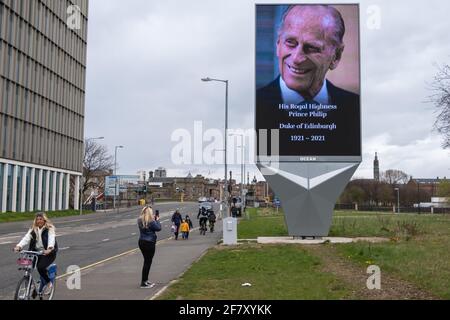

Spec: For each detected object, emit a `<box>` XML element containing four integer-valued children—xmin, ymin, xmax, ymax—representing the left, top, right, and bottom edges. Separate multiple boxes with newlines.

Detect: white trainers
<box><xmin>43</xmin><ymin>282</ymin><xmax>53</xmax><ymax>295</ymax></box>
<box><xmin>140</xmin><ymin>281</ymin><xmax>155</xmax><ymax>289</ymax></box>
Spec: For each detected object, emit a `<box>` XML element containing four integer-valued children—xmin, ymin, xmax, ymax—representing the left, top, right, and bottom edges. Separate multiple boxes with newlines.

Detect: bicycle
<box><xmin>199</xmin><ymin>218</ymin><xmax>208</xmax><ymax>235</ymax></box>
<box><xmin>208</xmin><ymin>219</ymin><xmax>215</xmax><ymax>233</ymax></box>
<box><xmin>14</xmin><ymin>250</ymin><xmax>57</xmax><ymax>300</ymax></box>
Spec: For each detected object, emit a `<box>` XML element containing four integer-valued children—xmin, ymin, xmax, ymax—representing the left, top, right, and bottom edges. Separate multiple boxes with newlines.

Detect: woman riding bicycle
<box><xmin>14</xmin><ymin>212</ymin><xmax>58</xmax><ymax>294</ymax></box>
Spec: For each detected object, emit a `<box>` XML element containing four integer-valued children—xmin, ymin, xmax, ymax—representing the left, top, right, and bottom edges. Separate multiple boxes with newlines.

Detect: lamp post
<box><xmin>81</xmin><ymin>137</ymin><xmax>104</xmax><ymax>215</ymax></box>
<box><xmin>212</xmin><ymin>148</ymin><xmax>226</xmax><ymax>219</ymax></box>
<box><xmin>417</xmin><ymin>181</ymin><xmax>421</xmax><ymax>215</ymax></box>
<box><xmin>114</xmin><ymin>145</ymin><xmax>124</xmax><ymax>210</ymax></box>
<box><xmin>202</xmin><ymin>77</ymin><xmax>229</xmax><ymax>217</ymax></box>
<box><xmin>394</xmin><ymin>187</ymin><xmax>400</xmax><ymax>213</ymax></box>
<box><xmin>230</xmin><ymin>133</ymin><xmax>246</xmax><ymax>211</ymax></box>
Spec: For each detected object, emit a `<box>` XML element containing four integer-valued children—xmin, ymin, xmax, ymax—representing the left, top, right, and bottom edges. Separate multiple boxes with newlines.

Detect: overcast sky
<box><xmin>84</xmin><ymin>0</ymin><xmax>450</xmax><ymax>182</ymax></box>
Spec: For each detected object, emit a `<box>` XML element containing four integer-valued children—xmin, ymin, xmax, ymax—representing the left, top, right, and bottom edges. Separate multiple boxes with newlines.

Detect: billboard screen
<box><xmin>255</xmin><ymin>4</ymin><xmax>361</xmax><ymax>159</ymax></box>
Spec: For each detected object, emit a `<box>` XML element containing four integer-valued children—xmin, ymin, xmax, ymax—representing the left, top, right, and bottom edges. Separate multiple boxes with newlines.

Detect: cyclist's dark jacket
<box><xmin>138</xmin><ymin>219</ymin><xmax>162</xmax><ymax>242</ymax></box>
<box><xmin>197</xmin><ymin>208</ymin><xmax>208</xmax><ymax>219</ymax></box>
<box><xmin>29</xmin><ymin>228</ymin><xmax>58</xmax><ymax>253</ymax></box>
<box><xmin>208</xmin><ymin>212</ymin><xmax>216</xmax><ymax>222</ymax></box>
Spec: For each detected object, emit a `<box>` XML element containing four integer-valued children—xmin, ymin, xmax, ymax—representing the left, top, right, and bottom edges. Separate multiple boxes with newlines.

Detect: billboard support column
<box><xmin>258</xmin><ymin>161</ymin><xmax>359</xmax><ymax>236</ymax></box>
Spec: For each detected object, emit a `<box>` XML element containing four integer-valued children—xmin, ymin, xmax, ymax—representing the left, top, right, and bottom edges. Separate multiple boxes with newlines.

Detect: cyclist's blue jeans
<box><xmin>37</xmin><ymin>252</ymin><xmax>56</xmax><ymax>283</ymax></box>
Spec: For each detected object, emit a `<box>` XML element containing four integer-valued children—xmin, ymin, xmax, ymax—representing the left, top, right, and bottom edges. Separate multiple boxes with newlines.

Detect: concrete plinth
<box><xmin>257</xmin><ymin>236</ymin><xmax>390</xmax><ymax>245</ymax></box>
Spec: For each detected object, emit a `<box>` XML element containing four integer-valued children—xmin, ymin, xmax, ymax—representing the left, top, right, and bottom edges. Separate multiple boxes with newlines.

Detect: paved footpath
<box><xmin>55</xmin><ymin>220</ymin><xmax>223</xmax><ymax>300</ymax></box>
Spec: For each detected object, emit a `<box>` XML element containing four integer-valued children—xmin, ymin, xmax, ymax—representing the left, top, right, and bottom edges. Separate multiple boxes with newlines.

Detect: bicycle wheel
<box><xmin>14</xmin><ymin>276</ymin><xmax>36</xmax><ymax>300</ymax></box>
<box><xmin>40</xmin><ymin>281</ymin><xmax>56</xmax><ymax>300</ymax></box>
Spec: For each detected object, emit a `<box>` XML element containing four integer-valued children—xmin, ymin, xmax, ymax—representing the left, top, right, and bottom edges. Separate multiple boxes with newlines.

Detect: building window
<box><xmin>0</xmin><ymin>163</ymin><xmax>3</xmax><ymax>211</ymax></box>
<box><xmin>48</xmin><ymin>171</ymin><xmax>53</xmax><ymax>210</ymax></box>
<box><xmin>62</xmin><ymin>173</ymin><xmax>66</xmax><ymax>209</ymax></box>
<box><xmin>25</xmin><ymin>167</ymin><xmax>31</xmax><ymax>211</ymax></box>
<box><xmin>16</xmin><ymin>166</ymin><xmax>23</xmax><ymax>211</ymax></box>
<box><xmin>41</xmin><ymin>170</ymin><xmax>47</xmax><ymax>209</ymax></box>
<box><xmin>6</xmin><ymin>164</ymin><xmax>13</xmax><ymax>212</ymax></box>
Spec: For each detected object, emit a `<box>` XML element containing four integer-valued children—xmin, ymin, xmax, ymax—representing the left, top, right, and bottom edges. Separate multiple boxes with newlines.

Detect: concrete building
<box><xmin>154</xmin><ymin>167</ymin><xmax>167</xmax><ymax>178</ymax></box>
<box><xmin>0</xmin><ymin>0</ymin><xmax>89</xmax><ymax>212</ymax></box>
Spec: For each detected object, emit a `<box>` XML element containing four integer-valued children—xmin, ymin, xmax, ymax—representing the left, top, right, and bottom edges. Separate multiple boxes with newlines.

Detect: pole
<box><xmin>80</xmin><ymin>186</ymin><xmax>83</xmax><ymax>216</ymax></box>
<box><xmin>397</xmin><ymin>189</ymin><xmax>400</xmax><ymax>213</ymax></box>
<box><xmin>417</xmin><ymin>182</ymin><xmax>421</xmax><ymax>214</ymax></box>
<box><xmin>224</xmin><ymin>80</ymin><xmax>229</xmax><ymax>218</ymax></box>
<box><xmin>114</xmin><ymin>147</ymin><xmax>117</xmax><ymax>210</ymax></box>
<box><xmin>241</xmin><ymin>142</ymin><xmax>244</xmax><ymax>204</ymax></box>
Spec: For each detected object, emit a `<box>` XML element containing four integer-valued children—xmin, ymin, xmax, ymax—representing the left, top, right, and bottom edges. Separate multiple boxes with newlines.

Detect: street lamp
<box><xmin>202</xmin><ymin>77</ymin><xmax>229</xmax><ymax>218</ymax></box>
<box><xmin>230</xmin><ymin>133</ymin><xmax>246</xmax><ymax>210</ymax></box>
<box><xmin>81</xmin><ymin>137</ymin><xmax>104</xmax><ymax>215</ymax></box>
<box><xmin>394</xmin><ymin>188</ymin><xmax>400</xmax><ymax>213</ymax></box>
<box><xmin>211</xmin><ymin>148</ymin><xmax>226</xmax><ymax>218</ymax></box>
<box><xmin>114</xmin><ymin>145</ymin><xmax>124</xmax><ymax>210</ymax></box>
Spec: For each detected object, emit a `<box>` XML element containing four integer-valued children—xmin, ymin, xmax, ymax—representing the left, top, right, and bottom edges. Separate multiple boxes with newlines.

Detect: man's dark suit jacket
<box><xmin>256</xmin><ymin>77</ymin><xmax>361</xmax><ymax>156</ymax></box>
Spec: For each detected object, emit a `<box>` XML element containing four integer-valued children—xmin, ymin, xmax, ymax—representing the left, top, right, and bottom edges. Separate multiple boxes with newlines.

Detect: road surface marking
<box><xmin>56</xmin><ymin>248</ymin><xmax>140</xmax><ymax>280</ymax></box>
<box><xmin>59</xmin><ymin>247</ymin><xmax>70</xmax><ymax>251</ymax></box>
<box><xmin>0</xmin><ymin>241</ymin><xmax>13</xmax><ymax>245</ymax></box>
<box><xmin>102</xmin><ymin>239</ymin><xmax>110</xmax><ymax>242</ymax></box>
<box><xmin>0</xmin><ymin>236</ymin><xmax>21</xmax><ymax>242</ymax></box>
<box><xmin>56</xmin><ymin>237</ymin><xmax>172</xmax><ymax>280</ymax></box>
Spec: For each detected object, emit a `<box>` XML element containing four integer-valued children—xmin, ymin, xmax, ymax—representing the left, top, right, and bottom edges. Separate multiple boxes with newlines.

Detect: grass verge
<box><xmin>156</xmin><ymin>244</ymin><xmax>352</xmax><ymax>300</ymax></box>
<box><xmin>0</xmin><ymin>210</ymin><xmax>94</xmax><ymax>223</ymax></box>
<box><xmin>239</xmin><ymin>208</ymin><xmax>450</xmax><ymax>299</ymax></box>
<box><xmin>157</xmin><ymin>207</ymin><xmax>449</xmax><ymax>299</ymax></box>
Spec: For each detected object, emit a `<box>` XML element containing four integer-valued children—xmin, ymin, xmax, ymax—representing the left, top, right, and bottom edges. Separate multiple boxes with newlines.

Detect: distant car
<box><xmin>198</xmin><ymin>197</ymin><xmax>208</xmax><ymax>203</ymax></box>
<box><xmin>199</xmin><ymin>201</ymin><xmax>213</xmax><ymax>211</ymax></box>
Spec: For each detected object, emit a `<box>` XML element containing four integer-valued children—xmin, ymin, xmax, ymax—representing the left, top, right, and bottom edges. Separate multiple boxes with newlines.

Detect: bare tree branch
<box><xmin>381</xmin><ymin>169</ymin><xmax>409</xmax><ymax>185</ymax></box>
<box><xmin>82</xmin><ymin>140</ymin><xmax>114</xmax><ymax>194</ymax></box>
<box><xmin>429</xmin><ymin>63</ymin><xmax>450</xmax><ymax>148</ymax></box>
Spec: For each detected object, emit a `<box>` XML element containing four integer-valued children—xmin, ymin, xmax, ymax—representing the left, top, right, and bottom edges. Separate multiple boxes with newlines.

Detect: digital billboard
<box><xmin>255</xmin><ymin>4</ymin><xmax>361</xmax><ymax>160</ymax></box>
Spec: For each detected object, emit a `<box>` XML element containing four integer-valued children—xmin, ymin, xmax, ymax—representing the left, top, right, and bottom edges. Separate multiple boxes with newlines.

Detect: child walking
<box><xmin>180</xmin><ymin>219</ymin><xmax>190</xmax><ymax>240</ymax></box>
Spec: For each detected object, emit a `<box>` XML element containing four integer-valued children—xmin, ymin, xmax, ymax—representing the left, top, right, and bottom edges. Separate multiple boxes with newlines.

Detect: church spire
<box><xmin>374</xmin><ymin>152</ymin><xmax>380</xmax><ymax>181</ymax></box>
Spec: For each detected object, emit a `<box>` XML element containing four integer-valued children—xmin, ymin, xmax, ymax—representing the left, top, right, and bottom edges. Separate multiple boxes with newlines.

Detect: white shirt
<box><xmin>280</xmin><ymin>77</ymin><xmax>329</xmax><ymax>105</ymax></box>
<box><xmin>17</xmin><ymin>227</ymin><xmax>56</xmax><ymax>251</ymax></box>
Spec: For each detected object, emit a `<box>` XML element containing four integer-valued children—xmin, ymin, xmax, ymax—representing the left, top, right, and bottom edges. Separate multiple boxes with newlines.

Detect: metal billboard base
<box><xmin>258</xmin><ymin>161</ymin><xmax>360</xmax><ymax>237</ymax></box>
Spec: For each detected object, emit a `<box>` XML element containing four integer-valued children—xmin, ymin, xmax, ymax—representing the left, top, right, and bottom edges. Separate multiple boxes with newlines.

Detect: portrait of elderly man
<box><xmin>256</xmin><ymin>5</ymin><xmax>361</xmax><ymax>157</ymax></box>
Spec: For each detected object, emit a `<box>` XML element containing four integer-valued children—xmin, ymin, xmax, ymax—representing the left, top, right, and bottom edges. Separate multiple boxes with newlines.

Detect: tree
<box><xmin>429</xmin><ymin>63</ymin><xmax>450</xmax><ymax>148</ymax></box>
<box><xmin>376</xmin><ymin>183</ymin><xmax>395</xmax><ymax>206</ymax></box>
<box><xmin>381</xmin><ymin>169</ymin><xmax>409</xmax><ymax>185</ymax></box>
<box><xmin>437</xmin><ymin>179</ymin><xmax>450</xmax><ymax>197</ymax></box>
<box><xmin>82</xmin><ymin>140</ymin><xmax>114</xmax><ymax>195</ymax></box>
<box><xmin>340</xmin><ymin>185</ymin><xmax>365</xmax><ymax>204</ymax></box>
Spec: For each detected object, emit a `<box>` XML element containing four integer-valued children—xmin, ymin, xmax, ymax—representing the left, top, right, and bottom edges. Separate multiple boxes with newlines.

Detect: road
<box><xmin>0</xmin><ymin>202</ymin><xmax>200</xmax><ymax>300</ymax></box>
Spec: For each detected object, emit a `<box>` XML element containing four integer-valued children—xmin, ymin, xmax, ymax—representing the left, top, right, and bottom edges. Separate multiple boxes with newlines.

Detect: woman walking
<box><xmin>137</xmin><ymin>206</ymin><xmax>161</xmax><ymax>288</ymax></box>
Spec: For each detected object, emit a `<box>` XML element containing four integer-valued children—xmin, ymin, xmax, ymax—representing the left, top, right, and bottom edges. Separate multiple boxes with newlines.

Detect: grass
<box><xmin>238</xmin><ymin>208</ymin><xmax>287</xmax><ymax>239</ymax></box>
<box><xmin>0</xmin><ymin>210</ymin><xmax>94</xmax><ymax>223</ymax></box>
<box><xmin>334</xmin><ymin>214</ymin><xmax>450</xmax><ymax>299</ymax></box>
<box><xmin>156</xmin><ymin>244</ymin><xmax>352</xmax><ymax>300</ymax></box>
<box><xmin>157</xmin><ymin>207</ymin><xmax>450</xmax><ymax>299</ymax></box>
<box><xmin>239</xmin><ymin>208</ymin><xmax>450</xmax><ymax>299</ymax></box>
